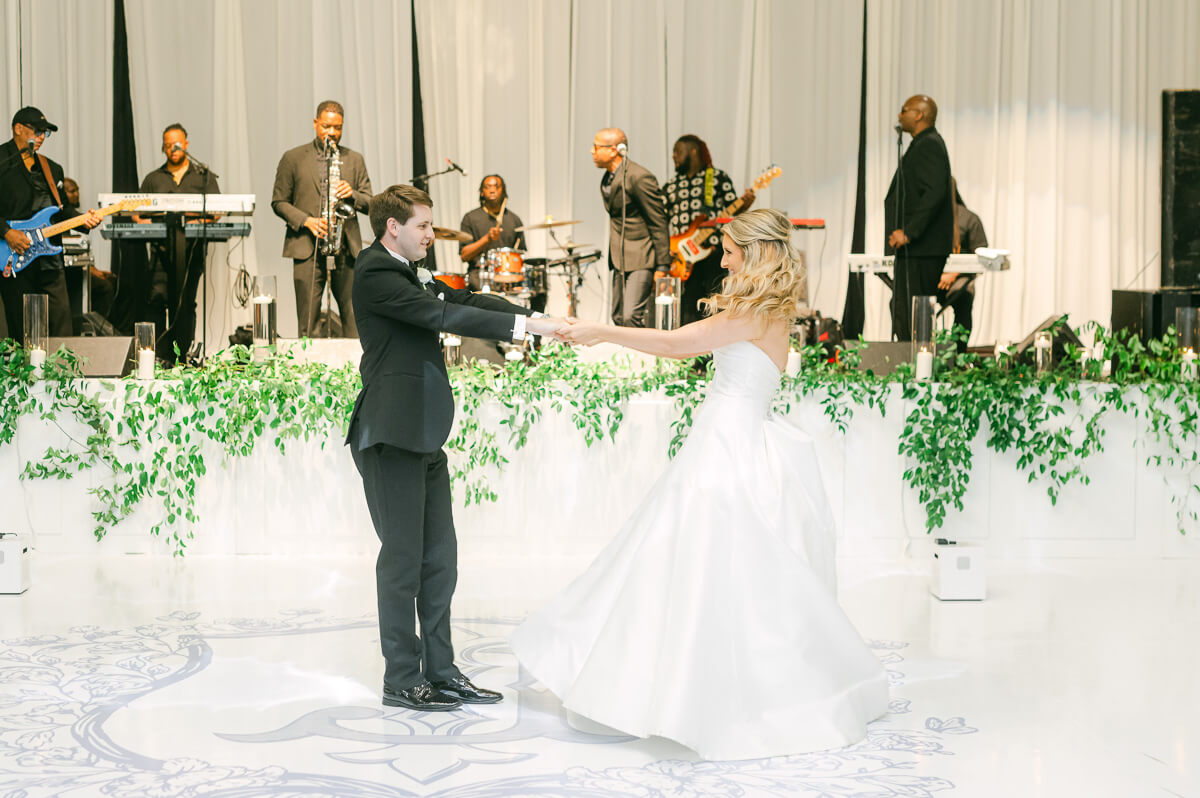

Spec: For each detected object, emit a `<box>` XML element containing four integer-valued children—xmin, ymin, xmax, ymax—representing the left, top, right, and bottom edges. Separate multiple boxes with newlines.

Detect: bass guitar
<box><xmin>2</xmin><ymin>197</ymin><xmax>148</xmax><ymax>276</ymax></box>
<box><xmin>667</xmin><ymin>164</ymin><xmax>781</xmax><ymax>280</ymax></box>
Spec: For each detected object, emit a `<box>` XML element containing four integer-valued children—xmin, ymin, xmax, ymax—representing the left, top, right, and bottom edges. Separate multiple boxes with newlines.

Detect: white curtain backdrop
<box><xmin>122</xmin><ymin>0</ymin><xmax>414</xmax><ymax>343</ymax></box>
<box><xmin>4</xmin><ymin>0</ymin><xmax>1199</xmax><ymax>344</ymax></box>
<box><xmin>1</xmin><ymin>0</ymin><xmax>115</xmax><ymax>278</ymax></box>
<box><xmin>414</xmin><ymin>0</ymin><xmax>862</xmax><ymax>321</ymax></box>
<box><xmin>865</xmin><ymin>0</ymin><xmax>1200</xmax><ymax>346</ymax></box>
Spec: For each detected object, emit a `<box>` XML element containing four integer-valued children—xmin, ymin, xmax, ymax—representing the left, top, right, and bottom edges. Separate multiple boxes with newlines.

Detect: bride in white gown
<box><xmin>509</xmin><ymin>209</ymin><xmax>889</xmax><ymax>761</ymax></box>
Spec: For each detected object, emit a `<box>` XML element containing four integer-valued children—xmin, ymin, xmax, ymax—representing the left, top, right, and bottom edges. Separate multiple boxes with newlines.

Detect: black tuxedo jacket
<box><xmin>345</xmin><ymin>240</ymin><xmax>533</xmax><ymax>454</ymax></box>
<box><xmin>883</xmin><ymin>127</ymin><xmax>954</xmax><ymax>258</ymax></box>
<box><xmin>602</xmin><ymin>158</ymin><xmax>671</xmax><ymax>272</ymax></box>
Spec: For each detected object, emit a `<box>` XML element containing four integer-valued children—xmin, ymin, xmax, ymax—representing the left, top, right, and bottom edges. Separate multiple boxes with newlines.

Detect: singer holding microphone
<box><xmin>137</xmin><ymin>124</ymin><xmax>222</xmax><ymax>361</ymax></box>
<box><xmin>0</xmin><ymin>106</ymin><xmax>102</xmax><ymax>340</ymax></box>
<box><xmin>272</xmin><ymin>100</ymin><xmax>373</xmax><ymax>338</ymax></box>
<box><xmin>593</xmin><ymin>127</ymin><xmax>671</xmax><ymax>327</ymax></box>
<box><xmin>884</xmin><ymin>95</ymin><xmax>955</xmax><ymax>341</ymax></box>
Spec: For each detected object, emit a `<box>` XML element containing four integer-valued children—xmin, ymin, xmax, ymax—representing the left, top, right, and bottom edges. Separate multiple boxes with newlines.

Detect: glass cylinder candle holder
<box><xmin>441</xmin><ymin>332</ymin><xmax>462</xmax><ymax>367</ymax></box>
<box><xmin>993</xmin><ymin>339</ymin><xmax>1011</xmax><ymax>366</ymax></box>
<box><xmin>654</xmin><ymin>275</ymin><xmax>682</xmax><ymax>331</ymax></box>
<box><xmin>1034</xmin><ymin>330</ymin><xmax>1053</xmax><ymax>374</ymax></box>
<box><xmin>911</xmin><ymin>295</ymin><xmax>936</xmax><ymax>379</ymax></box>
<box><xmin>1178</xmin><ymin>307</ymin><xmax>1200</xmax><ymax>380</ymax></box>
<box><xmin>251</xmin><ymin>275</ymin><xmax>278</xmax><ymax>347</ymax></box>
<box><xmin>23</xmin><ymin>293</ymin><xmax>48</xmax><ymax>376</ymax></box>
<box><xmin>134</xmin><ymin>322</ymin><xmax>155</xmax><ymax>380</ymax></box>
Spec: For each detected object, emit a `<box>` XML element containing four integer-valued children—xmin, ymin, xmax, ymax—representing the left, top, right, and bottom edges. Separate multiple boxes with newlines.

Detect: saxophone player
<box><xmin>271</xmin><ymin>100</ymin><xmax>372</xmax><ymax>338</ymax></box>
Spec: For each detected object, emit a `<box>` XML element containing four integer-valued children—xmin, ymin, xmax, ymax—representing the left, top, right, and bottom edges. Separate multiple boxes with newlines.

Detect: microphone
<box><xmin>894</xmin><ymin>124</ymin><xmax>903</xmax><ymax>135</ymax></box>
<box><xmin>172</xmin><ymin>143</ymin><xmax>218</xmax><ymax>177</ymax></box>
<box><xmin>24</xmin><ymin>139</ymin><xmax>38</xmax><ymax>155</ymax></box>
<box><xmin>446</xmin><ymin>158</ymin><xmax>467</xmax><ymax>177</ymax></box>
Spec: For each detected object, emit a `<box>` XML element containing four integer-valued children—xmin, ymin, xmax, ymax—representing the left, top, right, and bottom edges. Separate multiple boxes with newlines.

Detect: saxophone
<box><xmin>320</xmin><ymin>139</ymin><xmax>355</xmax><ymax>256</ymax></box>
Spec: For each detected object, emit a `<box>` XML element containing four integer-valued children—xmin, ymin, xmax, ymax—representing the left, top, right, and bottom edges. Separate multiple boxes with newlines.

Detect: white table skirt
<box><xmin>4</xmin><ymin>382</ymin><xmax>1197</xmax><ymax>561</ymax></box>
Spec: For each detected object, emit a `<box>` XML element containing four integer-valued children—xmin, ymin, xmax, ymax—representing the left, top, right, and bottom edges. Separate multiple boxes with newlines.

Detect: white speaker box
<box><xmin>931</xmin><ymin>541</ymin><xmax>985</xmax><ymax>601</ymax></box>
<box><xmin>0</xmin><ymin>534</ymin><xmax>31</xmax><ymax>595</ymax></box>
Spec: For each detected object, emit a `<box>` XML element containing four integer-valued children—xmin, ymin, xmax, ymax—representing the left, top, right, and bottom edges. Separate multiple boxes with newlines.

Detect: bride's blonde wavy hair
<box><xmin>699</xmin><ymin>208</ymin><xmax>805</xmax><ymax>327</ymax></box>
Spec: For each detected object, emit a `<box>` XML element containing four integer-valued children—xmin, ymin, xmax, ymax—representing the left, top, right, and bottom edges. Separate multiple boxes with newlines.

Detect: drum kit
<box><xmin>432</xmin><ymin>218</ymin><xmax>600</xmax><ymax>316</ymax></box>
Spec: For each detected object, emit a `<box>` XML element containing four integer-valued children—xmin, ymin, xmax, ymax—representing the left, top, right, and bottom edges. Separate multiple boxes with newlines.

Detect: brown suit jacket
<box><xmin>602</xmin><ymin>158</ymin><xmax>671</xmax><ymax>272</ymax></box>
<box><xmin>271</xmin><ymin>139</ymin><xmax>372</xmax><ymax>261</ymax></box>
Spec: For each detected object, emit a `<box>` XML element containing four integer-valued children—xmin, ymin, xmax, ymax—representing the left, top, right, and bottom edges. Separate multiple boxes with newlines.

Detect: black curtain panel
<box><xmin>841</xmin><ymin>0</ymin><xmax>868</xmax><ymax>339</ymax></box>
<box><xmin>106</xmin><ymin>0</ymin><xmax>151</xmax><ymax>335</ymax></box>
<box><xmin>410</xmin><ymin>0</ymin><xmax>436</xmax><ymax>271</ymax></box>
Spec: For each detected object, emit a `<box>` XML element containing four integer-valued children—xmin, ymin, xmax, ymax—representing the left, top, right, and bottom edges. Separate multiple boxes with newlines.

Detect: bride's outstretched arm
<box><xmin>561</xmin><ymin>313</ymin><xmax>761</xmax><ymax>360</ymax></box>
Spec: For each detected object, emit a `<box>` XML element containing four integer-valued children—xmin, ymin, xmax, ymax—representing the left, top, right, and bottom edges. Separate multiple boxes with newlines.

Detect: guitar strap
<box><xmin>36</xmin><ymin>154</ymin><xmax>64</xmax><ymax>209</ymax></box>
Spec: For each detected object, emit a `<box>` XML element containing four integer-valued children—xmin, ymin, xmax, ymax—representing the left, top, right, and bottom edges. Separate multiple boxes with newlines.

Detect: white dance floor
<box><xmin>0</xmin><ymin>552</ymin><xmax>1195</xmax><ymax>797</ymax></box>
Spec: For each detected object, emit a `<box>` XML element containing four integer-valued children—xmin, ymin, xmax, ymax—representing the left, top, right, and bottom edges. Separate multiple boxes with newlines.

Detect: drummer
<box><xmin>458</xmin><ymin>175</ymin><xmax>528</xmax><ymax>291</ymax></box>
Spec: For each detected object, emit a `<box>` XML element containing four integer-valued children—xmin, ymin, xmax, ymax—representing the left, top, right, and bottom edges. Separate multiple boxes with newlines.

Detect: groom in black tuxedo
<box><xmin>347</xmin><ymin>184</ymin><xmax>564</xmax><ymax>711</ymax></box>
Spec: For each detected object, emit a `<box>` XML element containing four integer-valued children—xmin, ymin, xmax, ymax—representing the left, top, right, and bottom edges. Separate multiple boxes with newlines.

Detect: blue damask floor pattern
<box><xmin>0</xmin><ymin>609</ymin><xmax>973</xmax><ymax>797</ymax></box>
<box><xmin>4</xmin><ymin>554</ymin><xmax>1197</xmax><ymax>797</ymax></box>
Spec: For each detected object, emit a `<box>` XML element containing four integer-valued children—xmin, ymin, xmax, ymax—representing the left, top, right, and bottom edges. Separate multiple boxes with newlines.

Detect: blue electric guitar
<box><xmin>2</xmin><ymin>197</ymin><xmax>147</xmax><ymax>276</ymax></box>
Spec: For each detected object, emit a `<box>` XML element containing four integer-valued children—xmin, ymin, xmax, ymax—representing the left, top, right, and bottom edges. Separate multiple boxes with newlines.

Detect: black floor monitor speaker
<box><xmin>1163</xmin><ymin>90</ymin><xmax>1200</xmax><ymax>287</ymax></box>
<box><xmin>46</xmin><ymin>336</ymin><xmax>135</xmax><ymax>377</ymax></box>
<box><xmin>849</xmin><ymin>341</ymin><xmax>912</xmax><ymax>375</ymax></box>
<box><xmin>1112</xmin><ymin>288</ymin><xmax>1200</xmax><ymax>343</ymax></box>
<box><xmin>1013</xmin><ymin>315</ymin><xmax>1084</xmax><ymax>365</ymax></box>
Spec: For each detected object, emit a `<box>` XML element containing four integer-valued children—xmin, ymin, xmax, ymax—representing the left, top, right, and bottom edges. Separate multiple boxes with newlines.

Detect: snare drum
<box><xmin>484</xmin><ymin>247</ymin><xmax>525</xmax><ymax>286</ymax></box>
<box><xmin>433</xmin><ymin>272</ymin><xmax>467</xmax><ymax>290</ymax></box>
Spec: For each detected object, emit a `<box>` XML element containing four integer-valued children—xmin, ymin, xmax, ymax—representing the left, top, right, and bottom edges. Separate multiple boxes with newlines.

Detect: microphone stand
<box><xmin>183</xmin><ymin>148</ymin><xmax>217</xmax><ymax>363</ymax></box>
<box><xmin>410</xmin><ymin>162</ymin><xmax>460</xmax><ymax>187</ymax></box>
<box><xmin>0</xmin><ymin>142</ymin><xmax>38</xmax><ymax>172</ymax></box>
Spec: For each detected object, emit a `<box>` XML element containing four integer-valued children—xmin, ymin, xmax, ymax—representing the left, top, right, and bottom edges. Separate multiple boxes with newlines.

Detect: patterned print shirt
<box><xmin>664</xmin><ymin>168</ymin><xmax>738</xmax><ymax>247</ymax></box>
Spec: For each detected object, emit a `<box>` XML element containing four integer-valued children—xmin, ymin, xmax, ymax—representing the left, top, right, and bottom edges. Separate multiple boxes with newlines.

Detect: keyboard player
<box><xmin>136</xmin><ymin>123</ymin><xmax>221</xmax><ymax>362</ymax></box>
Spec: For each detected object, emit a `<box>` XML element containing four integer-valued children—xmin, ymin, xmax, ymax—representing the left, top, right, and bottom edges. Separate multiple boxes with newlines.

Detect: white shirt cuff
<box><xmin>512</xmin><ymin>314</ymin><xmax>527</xmax><ymax>343</ymax></box>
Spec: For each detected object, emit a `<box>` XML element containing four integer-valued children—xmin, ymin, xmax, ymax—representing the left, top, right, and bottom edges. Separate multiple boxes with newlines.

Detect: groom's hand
<box><xmin>527</xmin><ymin>316</ymin><xmax>569</xmax><ymax>340</ymax></box>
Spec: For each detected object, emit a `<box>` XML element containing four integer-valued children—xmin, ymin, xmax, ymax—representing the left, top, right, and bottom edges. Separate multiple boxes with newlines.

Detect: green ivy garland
<box><xmin>2</xmin><ymin>321</ymin><xmax>1197</xmax><ymax>557</ymax></box>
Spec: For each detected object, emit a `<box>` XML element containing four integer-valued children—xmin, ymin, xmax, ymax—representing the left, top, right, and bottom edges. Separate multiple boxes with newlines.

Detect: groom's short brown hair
<box><xmin>369</xmin><ymin>184</ymin><xmax>432</xmax><ymax>238</ymax></box>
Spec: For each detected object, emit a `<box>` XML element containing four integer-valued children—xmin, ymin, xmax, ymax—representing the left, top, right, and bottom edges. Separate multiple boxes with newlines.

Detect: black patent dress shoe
<box><xmin>429</xmin><ymin>675</ymin><xmax>503</xmax><ymax>704</ymax></box>
<box><xmin>382</xmin><ymin>681</ymin><xmax>462</xmax><ymax>711</ymax></box>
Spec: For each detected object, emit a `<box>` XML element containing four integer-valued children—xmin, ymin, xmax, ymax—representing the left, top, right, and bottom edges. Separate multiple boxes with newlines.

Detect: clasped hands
<box><xmin>523</xmin><ymin>316</ymin><xmax>605</xmax><ymax>346</ymax></box>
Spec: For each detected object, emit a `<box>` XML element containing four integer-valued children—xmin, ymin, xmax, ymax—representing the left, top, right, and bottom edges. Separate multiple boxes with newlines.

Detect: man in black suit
<box><xmin>139</xmin><ymin>124</ymin><xmax>221</xmax><ymax>361</ymax></box>
<box><xmin>271</xmin><ymin>100</ymin><xmax>372</xmax><ymax>338</ymax></box>
<box><xmin>884</xmin><ymin>95</ymin><xmax>954</xmax><ymax>341</ymax></box>
<box><xmin>347</xmin><ymin>184</ymin><xmax>565</xmax><ymax>711</ymax></box>
<box><xmin>593</xmin><ymin>128</ymin><xmax>671</xmax><ymax>327</ymax></box>
<box><xmin>0</xmin><ymin>106</ymin><xmax>101</xmax><ymax>338</ymax></box>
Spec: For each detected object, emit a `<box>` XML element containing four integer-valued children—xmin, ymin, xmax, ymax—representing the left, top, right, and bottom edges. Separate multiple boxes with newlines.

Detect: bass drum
<box><xmin>433</xmin><ymin>272</ymin><xmax>467</xmax><ymax>290</ymax></box>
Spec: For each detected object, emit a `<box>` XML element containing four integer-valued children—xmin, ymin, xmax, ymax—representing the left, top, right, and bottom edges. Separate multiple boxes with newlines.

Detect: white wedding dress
<box><xmin>510</xmin><ymin>340</ymin><xmax>889</xmax><ymax>761</ymax></box>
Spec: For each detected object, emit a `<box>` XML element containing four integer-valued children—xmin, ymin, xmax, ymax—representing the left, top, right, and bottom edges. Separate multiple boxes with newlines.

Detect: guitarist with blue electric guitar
<box><xmin>0</xmin><ymin>106</ymin><xmax>107</xmax><ymax>338</ymax></box>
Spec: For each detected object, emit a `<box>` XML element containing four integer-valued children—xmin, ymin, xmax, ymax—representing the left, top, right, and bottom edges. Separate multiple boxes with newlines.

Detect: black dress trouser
<box><xmin>351</xmin><ymin>441</ymin><xmax>463</xmax><ymax>690</ymax></box>
<box><xmin>1</xmin><ymin>261</ymin><xmax>73</xmax><ymax>339</ymax></box>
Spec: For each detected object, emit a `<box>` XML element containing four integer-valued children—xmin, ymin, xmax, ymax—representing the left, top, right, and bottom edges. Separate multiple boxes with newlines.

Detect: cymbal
<box><xmin>433</xmin><ymin>226</ymin><xmax>472</xmax><ymax>243</ymax></box>
<box><xmin>554</xmin><ymin>241</ymin><xmax>594</xmax><ymax>252</ymax></box>
<box><xmin>514</xmin><ymin>219</ymin><xmax>581</xmax><ymax>232</ymax></box>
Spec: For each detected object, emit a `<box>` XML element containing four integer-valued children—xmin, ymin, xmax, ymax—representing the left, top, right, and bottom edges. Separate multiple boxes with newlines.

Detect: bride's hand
<box><xmin>560</xmin><ymin>320</ymin><xmax>607</xmax><ymax>346</ymax></box>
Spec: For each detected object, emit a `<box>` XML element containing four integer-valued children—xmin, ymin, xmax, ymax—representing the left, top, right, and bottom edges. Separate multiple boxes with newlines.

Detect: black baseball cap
<box><xmin>11</xmin><ymin>106</ymin><xmax>58</xmax><ymax>133</ymax></box>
